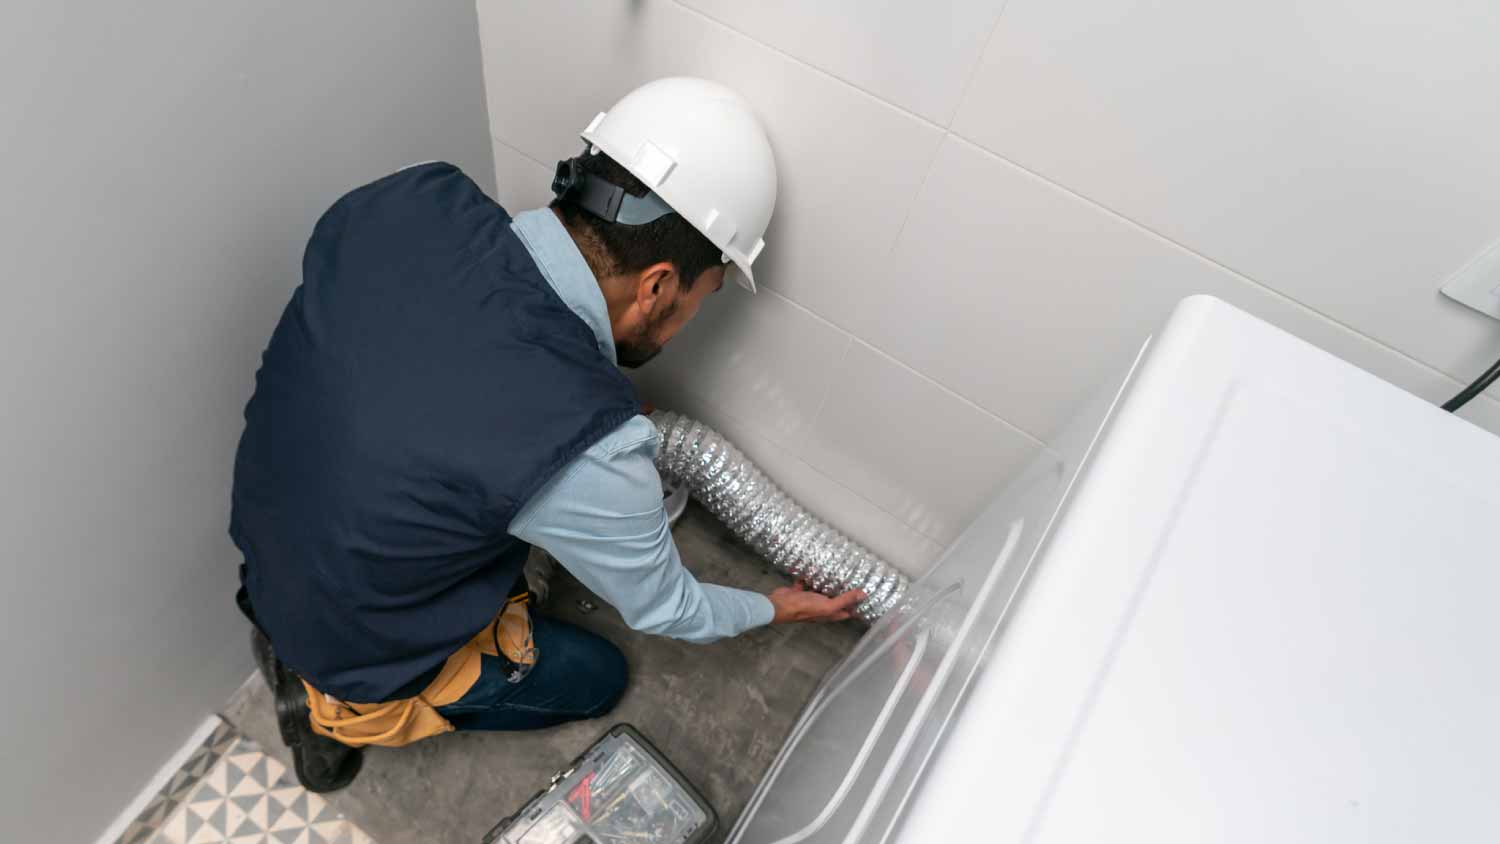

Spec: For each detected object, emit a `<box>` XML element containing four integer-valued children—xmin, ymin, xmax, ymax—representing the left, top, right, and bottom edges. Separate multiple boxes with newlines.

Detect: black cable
<box><xmin>1442</xmin><ymin>354</ymin><xmax>1500</xmax><ymax>412</ymax></box>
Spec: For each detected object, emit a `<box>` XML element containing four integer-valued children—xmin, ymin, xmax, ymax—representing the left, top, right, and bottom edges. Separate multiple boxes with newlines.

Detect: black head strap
<box><xmin>552</xmin><ymin>156</ymin><xmax>675</xmax><ymax>225</ymax></box>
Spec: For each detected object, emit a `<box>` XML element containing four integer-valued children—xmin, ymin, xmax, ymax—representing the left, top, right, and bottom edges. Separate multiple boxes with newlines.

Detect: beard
<box><xmin>616</xmin><ymin>333</ymin><xmax>663</xmax><ymax>369</ymax></box>
<box><xmin>615</xmin><ymin>301</ymin><xmax>677</xmax><ymax>369</ymax></box>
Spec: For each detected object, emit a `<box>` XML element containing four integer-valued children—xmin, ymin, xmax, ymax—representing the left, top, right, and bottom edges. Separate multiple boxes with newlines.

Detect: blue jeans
<box><xmin>435</xmin><ymin>614</ymin><xmax>628</xmax><ymax>731</ymax></box>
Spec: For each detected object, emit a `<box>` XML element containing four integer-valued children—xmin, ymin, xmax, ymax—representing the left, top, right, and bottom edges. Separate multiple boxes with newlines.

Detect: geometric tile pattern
<box><xmin>117</xmin><ymin>721</ymin><xmax>240</xmax><ymax>844</ymax></box>
<box><xmin>115</xmin><ymin>718</ymin><xmax>374</xmax><ymax>844</ymax></box>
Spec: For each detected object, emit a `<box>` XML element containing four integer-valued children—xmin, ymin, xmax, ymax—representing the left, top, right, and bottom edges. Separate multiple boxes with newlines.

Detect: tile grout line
<box><xmin>797</xmin><ymin>333</ymin><xmax>857</xmax><ymax>462</ymax></box>
<box><xmin>749</xmin><ymin>244</ymin><xmax>1062</xmax><ymax>446</ymax></box>
<box><xmin>878</xmin><ymin>131</ymin><xmax>951</xmax><ymax>275</ymax></box>
<box><xmin>854</xmin><ymin>330</ymin><xmax>1054</xmax><ymax>444</ymax></box>
<box><xmin>942</xmin><ymin>134</ymin><xmax>1500</xmax><ymax>409</ymax></box>
<box><xmin>669</xmin><ymin>1</ymin><xmax>953</xmax><ymax>132</ymax></box>
<box><xmin>852</xmin><ymin>0</ymin><xmax>1012</xmax><ymax>290</ymax></box>
<box><xmin>669</xmin><ymin>379</ymin><xmax>956</xmax><ymax>550</ymax></box>
<box><xmin>849</xmin><ymin>335</ymin><xmax>1050</xmax><ymax>448</ymax></box>
<box><xmin>942</xmin><ymin>0</ymin><xmax>1015</xmax><ymax>129</ymax></box>
<box><xmin>747</xmin><ymin>289</ymin><xmax>1038</xmax><ymax>451</ymax></box>
<box><xmin>491</xmin><ymin>134</ymin><xmax>554</xmax><ymax>172</ymax></box>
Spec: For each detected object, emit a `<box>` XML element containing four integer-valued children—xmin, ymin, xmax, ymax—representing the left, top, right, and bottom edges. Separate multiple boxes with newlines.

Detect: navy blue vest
<box><xmin>230</xmin><ymin>163</ymin><xmax>638</xmax><ymax>702</ymax></box>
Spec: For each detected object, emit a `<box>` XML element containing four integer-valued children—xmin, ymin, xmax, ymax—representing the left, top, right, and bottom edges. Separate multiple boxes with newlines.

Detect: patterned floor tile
<box><xmin>115</xmin><ymin>718</ymin><xmax>374</xmax><ymax>844</ymax></box>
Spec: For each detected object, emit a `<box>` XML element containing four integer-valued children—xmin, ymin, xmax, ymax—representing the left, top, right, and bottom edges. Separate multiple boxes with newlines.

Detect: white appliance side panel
<box><xmin>729</xmin><ymin>337</ymin><xmax>1158</xmax><ymax>844</ymax></box>
<box><xmin>726</xmin><ymin>463</ymin><xmax>1051</xmax><ymax>844</ymax></box>
<box><xmin>895</xmin><ymin>296</ymin><xmax>1500</xmax><ymax>842</ymax></box>
<box><xmin>1032</xmin><ymin>381</ymin><xmax>1500</xmax><ymax>842</ymax></box>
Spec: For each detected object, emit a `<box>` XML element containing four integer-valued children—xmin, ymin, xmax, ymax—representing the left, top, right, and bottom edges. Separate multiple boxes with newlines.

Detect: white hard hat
<box><xmin>578</xmin><ymin>77</ymin><xmax>778</xmax><ymax>292</ymax></box>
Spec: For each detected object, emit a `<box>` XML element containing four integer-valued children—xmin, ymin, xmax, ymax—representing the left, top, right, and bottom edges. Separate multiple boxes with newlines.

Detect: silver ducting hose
<box><xmin>651</xmin><ymin>410</ymin><xmax>909</xmax><ymax>621</ymax></box>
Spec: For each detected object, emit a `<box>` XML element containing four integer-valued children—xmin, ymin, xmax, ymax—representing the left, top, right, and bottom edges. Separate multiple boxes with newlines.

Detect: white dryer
<box><xmin>730</xmin><ymin>295</ymin><xmax>1500</xmax><ymax>843</ymax></box>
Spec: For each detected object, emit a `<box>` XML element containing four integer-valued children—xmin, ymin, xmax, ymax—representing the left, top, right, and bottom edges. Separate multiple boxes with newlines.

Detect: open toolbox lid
<box><xmin>731</xmin><ymin>296</ymin><xmax>1500</xmax><ymax>843</ymax></box>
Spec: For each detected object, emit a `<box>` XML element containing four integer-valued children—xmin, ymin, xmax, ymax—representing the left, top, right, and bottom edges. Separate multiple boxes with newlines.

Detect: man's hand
<box><xmin>768</xmin><ymin>580</ymin><xmax>866</xmax><ymax>624</ymax></box>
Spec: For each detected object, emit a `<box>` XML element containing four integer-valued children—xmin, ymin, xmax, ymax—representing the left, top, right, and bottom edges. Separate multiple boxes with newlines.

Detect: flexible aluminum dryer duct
<box><xmin>651</xmin><ymin>410</ymin><xmax>909</xmax><ymax>621</ymax></box>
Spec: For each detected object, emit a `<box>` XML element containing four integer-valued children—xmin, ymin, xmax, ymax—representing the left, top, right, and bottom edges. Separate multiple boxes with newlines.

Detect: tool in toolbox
<box><xmin>483</xmin><ymin>724</ymin><xmax>717</xmax><ymax>844</ymax></box>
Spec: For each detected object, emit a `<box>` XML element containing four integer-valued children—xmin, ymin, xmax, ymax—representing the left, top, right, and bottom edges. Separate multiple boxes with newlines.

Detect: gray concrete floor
<box><xmin>222</xmin><ymin>503</ymin><xmax>862</xmax><ymax>844</ymax></box>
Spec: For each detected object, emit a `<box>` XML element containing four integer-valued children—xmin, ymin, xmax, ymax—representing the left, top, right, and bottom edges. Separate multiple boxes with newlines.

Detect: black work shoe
<box><xmin>522</xmin><ymin>547</ymin><xmax>558</xmax><ymax>606</ymax></box>
<box><xmin>249</xmin><ymin>628</ymin><xmax>364</xmax><ymax>793</ymax></box>
<box><xmin>250</xmin><ymin>625</ymin><xmax>279</xmax><ymax>690</ymax></box>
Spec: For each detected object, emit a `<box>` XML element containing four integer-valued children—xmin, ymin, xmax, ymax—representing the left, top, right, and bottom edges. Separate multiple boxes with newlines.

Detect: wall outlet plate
<box><xmin>1441</xmin><ymin>238</ymin><xmax>1500</xmax><ymax>321</ymax></box>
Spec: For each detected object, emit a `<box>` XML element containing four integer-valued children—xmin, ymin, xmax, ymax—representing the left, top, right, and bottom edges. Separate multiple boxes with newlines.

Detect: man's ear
<box><xmin>635</xmin><ymin>261</ymin><xmax>678</xmax><ymax>316</ymax></box>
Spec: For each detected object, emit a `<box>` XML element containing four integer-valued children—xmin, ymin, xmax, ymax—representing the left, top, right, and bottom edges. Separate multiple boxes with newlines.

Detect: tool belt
<box><xmin>303</xmin><ymin>592</ymin><xmax>538</xmax><ymax>747</ymax></box>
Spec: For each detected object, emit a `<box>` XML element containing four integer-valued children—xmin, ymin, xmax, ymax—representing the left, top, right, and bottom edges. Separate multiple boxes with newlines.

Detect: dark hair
<box><xmin>550</xmin><ymin>151</ymin><xmax>723</xmax><ymax>289</ymax></box>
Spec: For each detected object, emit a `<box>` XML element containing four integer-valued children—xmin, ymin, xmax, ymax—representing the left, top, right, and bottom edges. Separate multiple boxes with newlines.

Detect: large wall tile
<box><xmin>480</xmin><ymin>0</ymin><xmax>1500</xmax><ymax>565</ymax></box>
<box><xmin>488</xmin><ymin>138</ymin><xmax>554</xmax><ymax>213</ymax></box>
<box><xmin>633</xmin><ymin>285</ymin><xmax>852</xmax><ymax>451</ymax></box>
<box><xmin>677</xmin><ymin>0</ymin><xmax>1007</xmax><ymax>125</ymax></box>
<box><xmin>801</xmin><ymin>341</ymin><xmax>1041</xmax><ymax>544</ymax></box>
<box><xmin>476</xmin><ymin>0</ymin><xmax>944</xmax><ymax>326</ymax></box>
<box><xmin>953</xmin><ymin>0</ymin><xmax>1500</xmax><ymax>381</ymax></box>
<box><xmin>629</xmin><ymin>381</ymin><xmax>947</xmax><ymax>576</ymax></box>
<box><xmin>852</xmin><ymin>136</ymin><xmax>1500</xmax><ymax>440</ymax></box>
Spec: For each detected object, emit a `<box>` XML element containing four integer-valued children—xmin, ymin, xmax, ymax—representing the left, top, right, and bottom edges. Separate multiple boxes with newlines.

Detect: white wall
<box><xmin>479</xmin><ymin>0</ymin><xmax>1500</xmax><ymax>577</ymax></box>
<box><xmin>0</xmin><ymin>2</ymin><xmax>494</xmax><ymax>840</ymax></box>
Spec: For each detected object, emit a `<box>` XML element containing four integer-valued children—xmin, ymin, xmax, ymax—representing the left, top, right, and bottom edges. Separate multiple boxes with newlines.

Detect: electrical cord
<box><xmin>1442</xmin><ymin>354</ymin><xmax>1500</xmax><ymax>412</ymax></box>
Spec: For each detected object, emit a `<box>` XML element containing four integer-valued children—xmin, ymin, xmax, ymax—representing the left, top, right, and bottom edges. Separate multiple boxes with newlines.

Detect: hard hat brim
<box><xmin>726</xmin><ymin>260</ymin><xmax>757</xmax><ymax>294</ymax></box>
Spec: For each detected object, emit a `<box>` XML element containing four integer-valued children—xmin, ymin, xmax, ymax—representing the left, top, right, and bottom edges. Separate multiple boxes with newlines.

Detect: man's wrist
<box><xmin>753</xmin><ymin>592</ymin><xmax>776</xmax><ymax>627</ymax></box>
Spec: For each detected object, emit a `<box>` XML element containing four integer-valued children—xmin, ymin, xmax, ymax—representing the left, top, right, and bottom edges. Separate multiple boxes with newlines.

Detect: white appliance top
<box><xmin>900</xmin><ymin>296</ymin><xmax>1500</xmax><ymax>842</ymax></box>
<box><xmin>731</xmin><ymin>296</ymin><xmax>1500</xmax><ymax>844</ymax></box>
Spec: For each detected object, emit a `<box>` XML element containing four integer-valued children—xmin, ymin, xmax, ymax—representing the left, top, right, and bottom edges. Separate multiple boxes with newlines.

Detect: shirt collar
<box><xmin>510</xmin><ymin>208</ymin><xmax>616</xmax><ymax>363</ymax></box>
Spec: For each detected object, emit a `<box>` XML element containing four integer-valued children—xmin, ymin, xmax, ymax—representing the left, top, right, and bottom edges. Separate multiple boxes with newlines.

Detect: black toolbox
<box><xmin>482</xmin><ymin>724</ymin><xmax>717</xmax><ymax>844</ymax></box>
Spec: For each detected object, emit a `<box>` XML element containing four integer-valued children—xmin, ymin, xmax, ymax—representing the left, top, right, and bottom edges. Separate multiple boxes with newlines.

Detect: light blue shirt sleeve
<box><xmin>508</xmin><ymin>416</ymin><xmax>776</xmax><ymax>643</ymax></box>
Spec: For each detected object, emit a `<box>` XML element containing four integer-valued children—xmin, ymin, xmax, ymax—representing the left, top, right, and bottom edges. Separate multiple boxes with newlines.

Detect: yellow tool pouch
<box><xmin>304</xmin><ymin>594</ymin><xmax>537</xmax><ymax>747</ymax></box>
